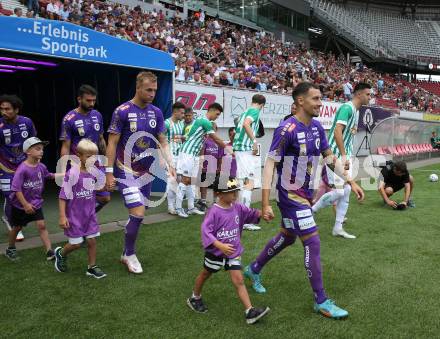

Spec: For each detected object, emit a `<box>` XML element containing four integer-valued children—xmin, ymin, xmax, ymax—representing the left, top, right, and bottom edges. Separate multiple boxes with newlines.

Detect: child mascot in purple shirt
<box><xmin>187</xmin><ymin>177</ymin><xmax>270</xmax><ymax>325</ymax></box>
<box><xmin>55</xmin><ymin>139</ymin><xmax>106</xmax><ymax>279</ymax></box>
<box><xmin>5</xmin><ymin>137</ymin><xmax>54</xmax><ymax>261</ymax></box>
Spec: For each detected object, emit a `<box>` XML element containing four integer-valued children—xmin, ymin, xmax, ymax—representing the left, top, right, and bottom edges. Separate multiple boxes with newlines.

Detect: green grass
<box><xmin>1</xmin><ymin>164</ymin><xmax>440</xmax><ymax>338</ymax></box>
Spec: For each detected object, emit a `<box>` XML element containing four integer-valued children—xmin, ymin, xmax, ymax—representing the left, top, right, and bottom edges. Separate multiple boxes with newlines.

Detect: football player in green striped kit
<box><xmin>165</xmin><ymin>102</ymin><xmax>186</xmax><ymax>215</ymax></box>
<box><xmin>312</xmin><ymin>82</ymin><xmax>371</xmax><ymax>239</ymax></box>
<box><xmin>233</xmin><ymin>94</ymin><xmax>266</xmax><ymax>231</ymax></box>
<box><xmin>175</xmin><ymin>103</ymin><xmax>230</xmax><ymax>218</ymax></box>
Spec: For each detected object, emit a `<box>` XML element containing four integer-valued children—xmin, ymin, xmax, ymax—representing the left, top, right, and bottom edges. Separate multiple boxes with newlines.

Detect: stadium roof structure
<box><xmin>347</xmin><ymin>0</ymin><xmax>440</xmax><ymax>7</ymax></box>
<box><xmin>0</xmin><ymin>16</ymin><xmax>175</xmax><ymax>73</ymax></box>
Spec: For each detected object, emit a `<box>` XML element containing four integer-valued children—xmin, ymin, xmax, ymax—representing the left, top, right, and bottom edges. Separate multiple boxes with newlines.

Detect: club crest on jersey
<box><xmin>315</xmin><ymin>138</ymin><xmax>320</xmax><ymax>150</ymax></box>
<box><xmin>149</xmin><ymin>120</ymin><xmax>157</xmax><ymax>128</ymax></box>
<box><xmin>130</xmin><ymin>121</ymin><xmax>137</xmax><ymax>132</ymax></box>
<box><xmin>235</xmin><ymin>215</ymin><xmax>239</xmax><ymax>224</ymax></box>
<box><xmin>94</xmin><ymin>123</ymin><xmax>100</xmax><ymax>131</ymax></box>
<box><xmin>78</xmin><ymin>127</ymin><xmax>85</xmax><ymax>136</ymax></box>
<box><xmin>21</xmin><ymin>131</ymin><xmax>28</xmax><ymax>138</ymax></box>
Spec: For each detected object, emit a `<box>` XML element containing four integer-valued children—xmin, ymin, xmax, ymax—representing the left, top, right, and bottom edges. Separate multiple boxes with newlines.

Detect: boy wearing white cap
<box><xmin>5</xmin><ymin>137</ymin><xmax>54</xmax><ymax>261</ymax></box>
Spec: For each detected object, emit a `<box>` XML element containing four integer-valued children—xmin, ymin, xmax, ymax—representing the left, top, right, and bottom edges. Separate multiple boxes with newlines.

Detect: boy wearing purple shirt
<box><xmin>5</xmin><ymin>137</ymin><xmax>54</xmax><ymax>261</ymax></box>
<box><xmin>105</xmin><ymin>72</ymin><xmax>176</xmax><ymax>274</ymax></box>
<box><xmin>198</xmin><ymin>123</ymin><xmax>221</xmax><ymax>210</ymax></box>
<box><xmin>187</xmin><ymin>177</ymin><xmax>270</xmax><ymax>325</ymax></box>
<box><xmin>55</xmin><ymin>139</ymin><xmax>106</xmax><ymax>279</ymax></box>
<box><xmin>59</xmin><ymin>85</ymin><xmax>110</xmax><ymax>213</ymax></box>
<box><xmin>0</xmin><ymin>94</ymin><xmax>37</xmax><ymax>241</ymax></box>
<box><xmin>244</xmin><ymin>83</ymin><xmax>364</xmax><ymax>319</ymax></box>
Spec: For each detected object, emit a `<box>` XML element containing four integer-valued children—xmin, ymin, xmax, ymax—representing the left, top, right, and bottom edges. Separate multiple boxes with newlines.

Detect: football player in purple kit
<box><xmin>105</xmin><ymin>71</ymin><xmax>176</xmax><ymax>274</ymax></box>
<box><xmin>244</xmin><ymin>82</ymin><xmax>365</xmax><ymax>319</ymax></box>
<box><xmin>0</xmin><ymin>95</ymin><xmax>37</xmax><ymax>242</ymax></box>
<box><xmin>59</xmin><ymin>85</ymin><xmax>110</xmax><ymax>213</ymax></box>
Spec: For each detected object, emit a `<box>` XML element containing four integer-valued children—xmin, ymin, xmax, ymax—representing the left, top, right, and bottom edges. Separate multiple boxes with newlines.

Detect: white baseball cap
<box><xmin>23</xmin><ymin>137</ymin><xmax>49</xmax><ymax>152</ymax></box>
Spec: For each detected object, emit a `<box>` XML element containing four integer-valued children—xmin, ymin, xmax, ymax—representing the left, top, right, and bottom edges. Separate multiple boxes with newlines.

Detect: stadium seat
<box><xmin>377</xmin><ymin>146</ymin><xmax>388</xmax><ymax>155</ymax></box>
<box><xmin>396</xmin><ymin>145</ymin><xmax>407</xmax><ymax>155</ymax></box>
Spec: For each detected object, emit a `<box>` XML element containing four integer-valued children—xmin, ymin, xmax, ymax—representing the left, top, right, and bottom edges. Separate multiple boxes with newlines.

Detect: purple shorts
<box><xmin>115</xmin><ymin>168</ymin><xmax>152</xmax><ymax>209</ymax></box>
<box><xmin>0</xmin><ymin>170</ymin><xmax>14</xmax><ymax>198</ymax></box>
<box><xmin>96</xmin><ymin>190</ymin><xmax>111</xmax><ymax>198</ymax></box>
<box><xmin>277</xmin><ymin>188</ymin><xmax>318</xmax><ymax>237</ymax></box>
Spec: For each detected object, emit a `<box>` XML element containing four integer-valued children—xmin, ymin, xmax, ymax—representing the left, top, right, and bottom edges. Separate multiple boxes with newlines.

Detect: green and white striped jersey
<box><xmin>328</xmin><ymin>101</ymin><xmax>359</xmax><ymax>158</ymax></box>
<box><xmin>233</xmin><ymin>107</ymin><xmax>260</xmax><ymax>152</ymax></box>
<box><xmin>165</xmin><ymin>118</ymin><xmax>184</xmax><ymax>156</ymax></box>
<box><xmin>180</xmin><ymin>117</ymin><xmax>214</xmax><ymax>156</ymax></box>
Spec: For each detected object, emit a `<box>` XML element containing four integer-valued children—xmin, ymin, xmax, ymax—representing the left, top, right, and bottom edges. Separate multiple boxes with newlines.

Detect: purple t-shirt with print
<box><xmin>59</xmin><ymin>109</ymin><xmax>103</xmax><ymax>155</ymax></box>
<box><xmin>59</xmin><ymin>168</ymin><xmax>99</xmax><ymax>238</ymax></box>
<box><xmin>268</xmin><ymin>116</ymin><xmax>329</xmax><ymax>202</ymax></box>
<box><xmin>0</xmin><ymin>116</ymin><xmax>36</xmax><ymax>172</ymax></box>
<box><xmin>10</xmin><ymin>162</ymin><xmax>53</xmax><ymax>209</ymax></box>
<box><xmin>108</xmin><ymin>101</ymin><xmax>165</xmax><ymax>174</ymax></box>
<box><xmin>201</xmin><ymin>203</ymin><xmax>260</xmax><ymax>259</ymax></box>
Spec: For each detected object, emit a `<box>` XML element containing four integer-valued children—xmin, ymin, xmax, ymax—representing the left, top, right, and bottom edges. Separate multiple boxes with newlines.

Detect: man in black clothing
<box><xmin>378</xmin><ymin>161</ymin><xmax>415</xmax><ymax>209</ymax></box>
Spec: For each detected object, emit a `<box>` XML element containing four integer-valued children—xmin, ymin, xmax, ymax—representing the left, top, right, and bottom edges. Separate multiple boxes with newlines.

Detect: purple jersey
<box><xmin>268</xmin><ymin>116</ymin><xmax>329</xmax><ymax>202</ymax></box>
<box><xmin>202</xmin><ymin>137</ymin><xmax>220</xmax><ymax>173</ymax></box>
<box><xmin>201</xmin><ymin>203</ymin><xmax>260</xmax><ymax>258</ymax></box>
<box><xmin>10</xmin><ymin>162</ymin><xmax>53</xmax><ymax>209</ymax></box>
<box><xmin>59</xmin><ymin>168</ymin><xmax>99</xmax><ymax>238</ymax></box>
<box><xmin>108</xmin><ymin>101</ymin><xmax>165</xmax><ymax>174</ymax></box>
<box><xmin>59</xmin><ymin>109</ymin><xmax>103</xmax><ymax>155</ymax></box>
<box><xmin>0</xmin><ymin>116</ymin><xmax>36</xmax><ymax>172</ymax></box>
<box><xmin>218</xmin><ymin>141</ymin><xmax>237</xmax><ymax>178</ymax></box>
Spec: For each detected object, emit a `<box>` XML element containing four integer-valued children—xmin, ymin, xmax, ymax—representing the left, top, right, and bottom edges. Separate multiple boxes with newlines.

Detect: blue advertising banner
<box><xmin>0</xmin><ymin>17</ymin><xmax>174</xmax><ymax>72</ymax></box>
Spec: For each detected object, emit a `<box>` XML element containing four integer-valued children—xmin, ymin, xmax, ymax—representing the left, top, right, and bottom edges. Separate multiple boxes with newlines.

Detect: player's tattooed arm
<box><xmin>321</xmin><ymin>148</ymin><xmax>338</xmax><ymax>174</ymax></box>
<box><xmin>157</xmin><ymin>133</ymin><xmax>176</xmax><ymax>177</ymax></box>
<box><xmin>98</xmin><ymin>134</ymin><xmax>107</xmax><ymax>155</ymax></box>
<box><xmin>261</xmin><ymin>157</ymin><xmax>276</xmax><ymax>221</ymax></box>
<box><xmin>105</xmin><ymin>133</ymin><xmax>120</xmax><ymax>191</ymax></box>
<box><xmin>243</xmin><ymin>117</ymin><xmax>258</xmax><ymax>155</ymax></box>
<box><xmin>60</xmin><ymin>139</ymin><xmax>71</xmax><ymax>158</ymax></box>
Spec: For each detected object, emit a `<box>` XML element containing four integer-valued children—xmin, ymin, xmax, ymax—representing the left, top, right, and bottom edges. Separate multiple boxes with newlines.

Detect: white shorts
<box><xmin>326</xmin><ymin>159</ymin><xmax>353</xmax><ymax>188</ymax></box>
<box><xmin>176</xmin><ymin>153</ymin><xmax>200</xmax><ymax>178</ymax></box>
<box><xmin>68</xmin><ymin>232</ymin><xmax>100</xmax><ymax>245</ymax></box>
<box><xmin>167</xmin><ymin>155</ymin><xmax>178</xmax><ymax>174</ymax></box>
<box><xmin>235</xmin><ymin>151</ymin><xmax>261</xmax><ymax>188</ymax></box>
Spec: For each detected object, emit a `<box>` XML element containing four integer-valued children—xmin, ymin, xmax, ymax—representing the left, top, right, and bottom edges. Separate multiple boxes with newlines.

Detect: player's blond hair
<box><xmin>136</xmin><ymin>71</ymin><xmax>157</xmax><ymax>87</ymax></box>
<box><xmin>77</xmin><ymin>138</ymin><xmax>98</xmax><ymax>155</ymax></box>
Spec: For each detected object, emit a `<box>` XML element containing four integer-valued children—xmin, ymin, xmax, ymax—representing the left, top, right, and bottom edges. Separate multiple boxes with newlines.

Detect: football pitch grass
<box><xmin>1</xmin><ymin>164</ymin><xmax>439</xmax><ymax>338</ymax></box>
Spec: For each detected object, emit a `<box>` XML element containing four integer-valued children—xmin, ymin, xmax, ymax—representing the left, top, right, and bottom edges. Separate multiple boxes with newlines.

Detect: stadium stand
<box><xmin>417</xmin><ymin>81</ymin><xmax>440</xmax><ymax>97</ymax></box>
<box><xmin>347</xmin><ymin>7</ymin><xmax>440</xmax><ymax>62</ymax></box>
<box><xmin>307</xmin><ymin>0</ymin><xmax>440</xmax><ymax>64</ymax></box>
<box><xmin>1</xmin><ymin>0</ymin><xmax>440</xmax><ymax>114</ymax></box>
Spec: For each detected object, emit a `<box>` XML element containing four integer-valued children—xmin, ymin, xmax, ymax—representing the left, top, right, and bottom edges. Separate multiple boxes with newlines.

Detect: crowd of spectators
<box><xmin>2</xmin><ymin>0</ymin><xmax>440</xmax><ymax>113</ymax></box>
